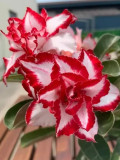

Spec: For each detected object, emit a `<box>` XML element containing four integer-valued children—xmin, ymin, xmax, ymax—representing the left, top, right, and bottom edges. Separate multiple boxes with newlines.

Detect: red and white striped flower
<box><xmin>19</xmin><ymin>50</ymin><xmax>120</xmax><ymax>141</ymax></box>
<box><xmin>2</xmin><ymin>8</ymin><xmax>76</xmax><ymax>83</ymax></box>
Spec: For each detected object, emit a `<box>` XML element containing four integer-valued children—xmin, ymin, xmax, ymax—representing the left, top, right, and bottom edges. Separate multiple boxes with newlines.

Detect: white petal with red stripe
<box><xmin>46</xmin><ymin>9</ymin><xmax>76</xmax><ymax>35</ymax></box>
<box><xmin>74</xmin><ymin>96</ymin><xmax>95</xmax><ymax>131</ymax></box>
<box><xmin>39</xmin><ymin>80</ymin><xmax>60</xmax><ymax>107</ymax></box>
<box><xmin>3</xmin><ymin>51</ymin><xmax>25</xmax><ymax>83</ymax></box>
<box><xmin>75</xmin><ymin>117</ymin><xmax>98</xmax><ymax>142</ymax></box>
<box><xmin>22</xmin><ymin>79</ymin><xmax>36</xmax><ymax>99</ymax></box>
<box><xmin>93</xmin><ymin>83</ymin><xmax>120</xmax><ymax>111</ymax></box>
<box><xmin>26</xmin><ymin>101</ymin><xmax>56</xmax><ymax>127</ymax></box>
<box><xmin>61</xmin><ymin>73</ymin><xmax>86</xmax><ymax>88</ymax></box>
<box><xmin>54</xmin><ymin>55</ymin><xmax>88</xmax><ymax>78</ymax></box>
<box><xmin>55</xmin><ymin>102</ymin><xmax>79</xmax><ymax>136</ymax></box>
<box><xmin>20</xmin><ymin>58</ymin><xmax>54</xmax><ymax>88</ymax></box>
<box><xmin>23</xmin><ymin>7</ymin><xmax>46</xmax><ymax>32</ymax></box>
<box><xmin>65</xmin><ymin>99</ymin><xmax>83</xmax><ymax>115</ymax></box>
<box><xmin>78</xmin><ymin>50</ymin><xmax>103</xmax><ymax>79</ymax></box>
<box><xmin>82</xmin><ymin>76</ymin><xmax>110</xmax><ymax>104</ymax></box>
<box><xmin>42</xmin><ymin>31</ymin><xmax>76</xmax><ymax>53</ymax></box>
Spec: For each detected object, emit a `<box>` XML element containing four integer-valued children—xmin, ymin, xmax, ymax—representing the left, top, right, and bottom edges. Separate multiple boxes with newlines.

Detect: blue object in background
<box><xmin>95</xmin><ymin>15</ymin><xmax>120</xmax><ymax>30</ymax></box>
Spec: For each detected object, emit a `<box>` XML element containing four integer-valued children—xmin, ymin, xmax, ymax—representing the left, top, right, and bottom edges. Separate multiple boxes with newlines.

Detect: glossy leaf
<box><xmin>108</xmin><ymin>121</ymin><xmax>120</xmax><ymax>138</ymax></box>
<box><xmin>108</xmin><ymin>77</ymin><xmax>119</xmax><ymax>83</ymax></box>
<box><xmin>13</xmin><ymin>102</ymin><xmax>31</xmax><ymax>128</ymax></box>
<box><xmin>102</xmin><ymin>60</ymin><xmax>120</xmax><ymax>77</ymax></box>
<box><xmin>78</xmin><ymin>135</ymin><xmax>110</xmax><ymax>160</ymax></box>
<box><xmin>21</xmin><ymin>127</ymin><xmax>55</xmax><ymax>147</ymax></box>
<box><xmin>113</xmin><ymin>77</ymin><xmax>120</xmax><ymax>90</ymax></box>
<box><xmin>96</xmin><ymin>111</ymin><xmax>115</xmax><ymax>136</ymax></box>
<box><xmin>94</xmin><ymin>34</ymin><xmax>120</xmax><ymax>59</ymax></box>
<box><xmin>76</xmin><ymin>151</ymin><xmax>88</xmax><ymax>160</ymax></box>
<box><xmin>111</xmin><ymin>138</ymin><xmax>120</xmax><ymax>160</ymax></box>
<box><xmin>4</xmin><ymin>99</ymin><xmax>31</xmax><ymax>129</ymax></box>
<box><xmin>114</xmin><ymin>105</ymin><xmax>120</xmax><ymax>121</ymax></box>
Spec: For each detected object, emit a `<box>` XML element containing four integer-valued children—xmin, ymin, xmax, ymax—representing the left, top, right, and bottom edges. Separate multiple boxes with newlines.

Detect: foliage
<box><xmin>4</xmin><ymin>100</ymin><xmax>31</xmax><ymax>129</ymax></box>
<box><xmin>21</xmin><ymin>127</ymin><xmax>55</xmax><ymax>147</ymax></box>
<box><xmin>78</xmin><ymin>135</ymin><xmax>110</xmax><ymax>160</ymax></box>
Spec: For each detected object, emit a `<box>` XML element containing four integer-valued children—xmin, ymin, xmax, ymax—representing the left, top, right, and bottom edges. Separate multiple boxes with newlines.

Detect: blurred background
<box><xmin>38</xmin><ymin>0</ymin><xmax>120</xmax><ymax>36</ymax></box>
<box><xmin>0</xmin><ymin>0</ymin><xmax>120</xmax><ymax>119</ymax></box>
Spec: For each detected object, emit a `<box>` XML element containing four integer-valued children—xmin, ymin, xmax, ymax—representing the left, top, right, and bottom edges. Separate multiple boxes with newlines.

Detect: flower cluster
<box><xmin>2</xmin><ymin>7</ymin><xmax>76</xmax><ymax>83</ymax></box>
<box><xmin>2</xmin><ymin>8</ymin><xmax>120</xmax><ymax>141</ymax></box>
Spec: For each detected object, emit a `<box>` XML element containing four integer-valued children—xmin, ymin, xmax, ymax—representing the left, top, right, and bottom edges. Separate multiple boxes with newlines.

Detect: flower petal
<box><xmin>75</xmin><ymin>28</ymin><xmax>82</xmax><ymax>51</ymax></box>
<box><xmin>81</xmin><ymin>76</ymin><xmax>110</xmax><ymax>104</ymax></box>
<box><xmin>65</xmin><ymin>99</ymin><xmax>83</xmax><ymax>115</ymax></box>
<box><xmin>42</xmin><ymin>31</ymin><xmax>76</xmax><ymax>53</ymax></box>
<box><xmin>23</xmin><ymin>7</ymin><xmax>46</xmax><ymax>33</ymax></box>
<box><xmin>46</xmin><ymin>9</ymin><xmax>76</xmax><ymax>35</ymax></box>
<box><xmin>36</xmin><ymin>36</ymin><xmax>46</xmax><ymax>52</ymax></box>
<box><xmin>55</xmin><ymin>55</ymin><xmax>88</xmax><ymax>78</ymax></box>
<box><xmin>75</xmin><ymin>117</ymin><xmax>98</xmax><ymax>142</ymax></box>
<box><xmin>82</xmin><ymin>33</ymin><xmax>96</xmax><ymax>50</ymax></box>
<box><xmin>39</xmin><ymin>80</ymin><xmax>61</xmax><ymax>107</ymax></box>
<box><xmin>54</xmin><ymin>102</ymin><xmax>79</xmax><ymax>136</ymax></box>
<box><xmin>40</xmin><ymin>8</ymin><xmax>48</xmax><ymax>19</ymax></box>
<box><xmin>61</xmin><ymin>73</ymin><xmax>86</xmax><ymax>88</ymax></box>
<box><xmin>22</xmin><ymin>79</ymin><xmax>36</xmax><ymax>99</ymax></box>
<box><xmin>20</xmin><ymin>53</ymin><xmax>54</xmax><ymax>90</ymax></box>
<box><xmin>78</xmin><ymin>49</ymin><xmax>103</xmax><ymax>79</ymax></box>
<box><xmin>74</xmin><ymin>96</ymin><xmax>95</xmax><ymax>131</ymax></box>
<box><xmin>3</xmin><ymin>51</ymin><xmax>25</xmax><ymax>84</ymax></box>
<box><xmin>26</xmin><ymin>101</ymin><xmax>56</xmax><ymax>127</ymax></box>
<box><xmin>93</xmin><ymin>83</ymin><xmax>120</xmax><ymax>111</ymax></box>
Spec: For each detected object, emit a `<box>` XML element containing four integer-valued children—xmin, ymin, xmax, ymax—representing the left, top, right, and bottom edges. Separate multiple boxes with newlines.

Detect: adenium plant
<box><xmin>2</xmin><ymin>7</ymin><xmax>120</xmax><ymax>160</ymax></box>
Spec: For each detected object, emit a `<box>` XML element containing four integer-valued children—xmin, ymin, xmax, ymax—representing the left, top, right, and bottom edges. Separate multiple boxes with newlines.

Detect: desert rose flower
<box><xmin>2</xmin><ymin>8</ymin><xmax>76</xmax><ymax>83</ymax></box>
<box><xmin>19</xmin><ymin>49</ymin><xmax>120</xmax><ymax>141</ymax></box>
<box><xmin>75</xmin><ymin>28</ymin><xmax>96</xmax><ymax>51</ymax></box>
<box><xmin>61</xmin><ymin>28</ymin><xmax>96</xmax><ymax>57</ymax></box>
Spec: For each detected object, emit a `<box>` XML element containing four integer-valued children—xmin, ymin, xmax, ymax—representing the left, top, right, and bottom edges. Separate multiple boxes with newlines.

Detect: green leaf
<box><xmin>113</xmin><ymin>105</ymin><xmax>120</xmax><ymax>121</ymax></box>
<box><xmin>0</xmin><ymin>73</ymin><xmax>24</xmax><ymax>82</ymax></box>
<box><xmin>4</xmin><ymin>99</ymin><xmax>31</xmax><ymax>129</ymax></box>
<box><xmin>76</xmin><ymin>151</ymin><xmax>88</xmax><ymax>160</ymax></box>
<box><xmin>78</xmin><ymin>135</ymin><xmax>110</xmax><ymax>160</ymax></box>
<box><xmin>94</xmin><ymin>34</ymin><xmax>120</xmax><ymax>59</ymax></box>
<box><xmin>13</xmin><ymin>102</ymin><xmax>31</xmax><ymax>128</ymax></box>
<box><xmin>6</xmin><ymin>74</ymin><xmax>24</xmax><ymax>82</ymax></box>
<box><xmin>113</xmin><ymin>77</ymin><xmax>120</xmax><ymax>90</ymax></box>
<box><xmin>96</xmin><ymin>112</ymin><xmax>115</xmax><ymax>136</ymax></box>
<box><xmin>108</xmin><ymin>121</ymin><xmax>120</xmax><ymax>138</ymax></box>
<box><xmin>102</xmin><ymin>60</ymin><xmax>120</xmax><ymax>77</ymax></box>
<box><xmin>21</xmin><ymin>127</ymin><xmax>55</xmax><ymax>147</ymax></box>
<box><xmin>108</xmin><ymin>77</ymin><xmax>119</xmax><ymax>83</ymax></box>
<box><xmin>111</xmin><ymin>138</ymin><xmax>120</xmax><ymax>160</ymax></box>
